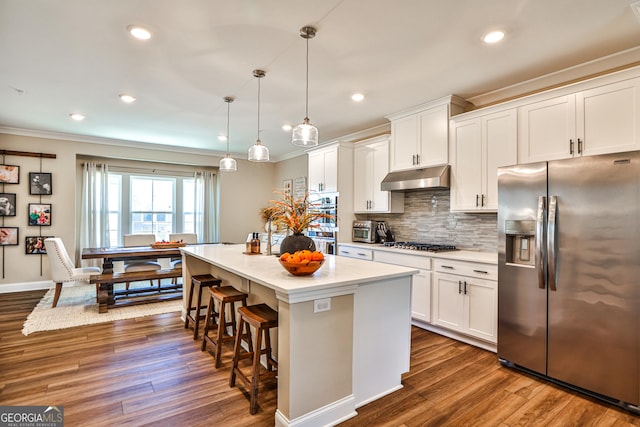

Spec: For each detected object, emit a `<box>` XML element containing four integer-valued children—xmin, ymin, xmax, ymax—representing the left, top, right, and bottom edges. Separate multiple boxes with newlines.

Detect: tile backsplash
<box><xmin>355</xmin><ymin>189</ymin><xmax>497</xmax><ymax>253</ymax></box>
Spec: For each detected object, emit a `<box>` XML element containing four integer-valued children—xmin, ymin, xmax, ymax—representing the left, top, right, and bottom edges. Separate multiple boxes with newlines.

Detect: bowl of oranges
<box><xmin>279</xmin><ymin>250</ymin><xmax>325</xmax><ymax>276</ymax></box>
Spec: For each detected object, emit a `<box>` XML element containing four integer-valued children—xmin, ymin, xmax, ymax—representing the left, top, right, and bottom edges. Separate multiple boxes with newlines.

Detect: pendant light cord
<box><xmin>305</xmin><ymin>36</ymin><xmax>309</xmax><ymax>119</ymax></box>
<box><xmin>257</xmin><ymin>76</ymin><xmax>261</xmax><ymax>141</ymax></box>
<box><xmin>226</xmin><ymin>100</ymin><xmax>230</xmax><ymax>154</ymax></box>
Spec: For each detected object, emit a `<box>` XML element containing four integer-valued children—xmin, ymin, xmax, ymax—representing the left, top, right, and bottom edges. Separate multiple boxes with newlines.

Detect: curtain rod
<box><xmin>82</xmin><ymin>162</ymin><xmax>215</xmax><ymax>177</ymax></box>
<box><xmin>1</xmin><ymin>149</ymin><xmax>56</xmax><ymax>159</ymax></box>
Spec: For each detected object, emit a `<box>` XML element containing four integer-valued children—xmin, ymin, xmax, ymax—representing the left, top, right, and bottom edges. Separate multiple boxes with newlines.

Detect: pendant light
<box><xmin>248</xmin><ymin>69</ymin><xmax>270</xmax><ymax>162</ymax></box>
<box><xmin>219</xmin><ymin>96</ymin><xmax>238</xmax><ymax>172</ymax></box>
<box><xmin>291</xmin><ymin>26</ymin><xmax>319</xmax><ymax>147</ymax></box>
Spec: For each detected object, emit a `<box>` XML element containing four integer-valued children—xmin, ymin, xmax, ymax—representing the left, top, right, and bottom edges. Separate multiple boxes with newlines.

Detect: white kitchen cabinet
<box><xmin>308</xmin><ymin>145</ymin><xmax>338</xmax><ymax>193</ymax></box>
<box><xmin>519</xmin><ymin>77</ymin><xmax>640</xmax><ymax>163</ymax></box>
<box><xmin>450</xmin><ymin>108</ymin><xmax>517</xmax><ymax>212</ymax></box>
<box><xmin>386</xmin><ymin>96</ymin><xmax>468</xmax><ymax>172</ymax></box>
<box><xmin>374</xmin><ymin>250</ymin><xmax>432</xmax><ymax>323</ymax></box>
<box><xmin>337</xmin><ymin>244</ymin><xmax>373</xmax><ymax>261</ymax></box>
<box><xmin>432</xmin><ymin>259</ymin><xmax>497</xmax><ymax>343</ymax></box>
<box><xmin>353</xmin><ymin>135</ymin><xmax>404</xmax><ymax>213</ymax></box>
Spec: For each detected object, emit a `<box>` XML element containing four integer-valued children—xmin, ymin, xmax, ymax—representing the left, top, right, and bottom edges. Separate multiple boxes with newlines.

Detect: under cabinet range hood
<box><xmin>381</xmin><ymin>165</ymin><xmax>450</xmax><ymax>191</ymax></box>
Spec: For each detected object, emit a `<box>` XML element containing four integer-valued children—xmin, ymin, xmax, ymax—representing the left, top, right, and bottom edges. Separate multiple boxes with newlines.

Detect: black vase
<box><xmin>280</xmin><ymin>233</ymin><xmax>316</xmax><ymax>254</ymax></box>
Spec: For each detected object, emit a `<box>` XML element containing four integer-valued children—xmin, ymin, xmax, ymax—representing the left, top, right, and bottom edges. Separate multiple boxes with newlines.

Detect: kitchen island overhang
<box><xmin>180</xmin><ymin>244</ymin><xmax>417</xmax><ymax>427</ymax></box>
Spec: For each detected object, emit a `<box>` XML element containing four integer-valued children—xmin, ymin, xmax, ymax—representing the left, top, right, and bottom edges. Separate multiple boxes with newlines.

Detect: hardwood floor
<box><xmin>1</xmin><ymin>290</ymin><xmax>639</xmax><ymax>426</ymax></box>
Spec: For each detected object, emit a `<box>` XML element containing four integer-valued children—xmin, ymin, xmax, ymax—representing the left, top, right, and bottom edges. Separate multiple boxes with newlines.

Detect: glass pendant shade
<box><xmin>219</xmin><ymin>154</ymin><xmax>237</xmax><ymax>172</ymax></box>
<box><xmin>248</xmin><ymin>139</ymin><xmax>270</xmax><ymax>162</ymax></box>
<box><xmin>291</xmin><ymin>117</ymin><xmax>318</xmax><ymax>147</ymax></box>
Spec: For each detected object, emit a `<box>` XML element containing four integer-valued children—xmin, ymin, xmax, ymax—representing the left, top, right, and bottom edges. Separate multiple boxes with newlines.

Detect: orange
<box><xmin>280</xmin><ymin>252</ymin><xmax>290</xmax><ymax>261</ymax></box>
<box><xmin>311</xmin><ymin>251</ymin><xmax>324</xmax><ymax>261</ymax></box>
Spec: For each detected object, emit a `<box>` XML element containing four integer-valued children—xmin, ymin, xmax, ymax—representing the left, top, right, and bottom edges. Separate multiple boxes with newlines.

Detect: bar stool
<box><xmin>201</xmin><ymin>286</ymin><xmax>249</xmax><ymax>368</ymax></box>
<box><xmin>229</xmin><ymin>303</ymin><xmax>278</xmax><ymax>415</ymax></box>
<box><xmin>185</xmin><ymin>274</ymin><xmax>221</xmax><ymax>340</ymax></box>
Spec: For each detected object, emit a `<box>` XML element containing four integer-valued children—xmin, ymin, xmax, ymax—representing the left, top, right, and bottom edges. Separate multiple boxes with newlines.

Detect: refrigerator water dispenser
<box><xmin>505</xmin><ymin>220</ymin><xmax>535</xmax><ymax>266</ymax></box>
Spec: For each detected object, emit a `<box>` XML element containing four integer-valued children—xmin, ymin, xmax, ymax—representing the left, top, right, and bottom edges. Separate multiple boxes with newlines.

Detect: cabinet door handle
<box><xmin>412</xmin><ymin>154</ymin><xmax>416</xmax><ymax>165</ymax></box>
<box><xmin>441</xmin><ymin>265</ymin><xmax>454</xmax><ymax>269</ymax></box>
<box><xmin>569</xmin><ymin>139</ymin><xmax>574</xmax><ymax>155</ymax></box>
<box><xmin>458</xmin><ymin>280</ymin><xmax>462</xmax><ymax>294</ymax></box>
<box><xmin>481</xmin><ymin>194</ymin><xmax>485</xmax><ymax>207</ymax></box>
<box><xmin>473</xmin><ymin>269</ymin><xmax>488</xmax><ymax>274</ymax></box>
<box><xmin>476</xmin><ymin>194</ymin><xmax>479</xmax><ymax>207</ymax></box>
<box><xmin>416</xmin><ymin>154</ymin><xmax>420</xmax><ymax>165</ymax></box>
<box><xmin>578</xmin><ymin>138</ymin><xmax>583</xmax><ymax>154</ymax></box>
<box><xmin>464</xmin><ymin>281</ymin><xmax>468</xmax><ymax>295</ymax></box>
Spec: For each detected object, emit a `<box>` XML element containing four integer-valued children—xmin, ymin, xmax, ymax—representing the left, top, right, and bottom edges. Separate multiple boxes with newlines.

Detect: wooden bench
<box><xmin>90</xmin><ymin>267</ymin><xmax>183</xmax><ymax>313</ymax></box>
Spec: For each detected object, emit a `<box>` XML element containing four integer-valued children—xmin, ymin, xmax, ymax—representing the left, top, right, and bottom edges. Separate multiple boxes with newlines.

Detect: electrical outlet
<box><xmin>314</xmin><ymin>297</ymin><xmax>331</xmax><ymax>313</ymax></box>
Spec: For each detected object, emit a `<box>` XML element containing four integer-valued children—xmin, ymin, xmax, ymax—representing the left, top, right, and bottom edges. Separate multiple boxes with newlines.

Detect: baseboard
<box><xmin>275</xmin><ymin>394</ymin><xmax>357</xmax><ymax>427</ymax></box>
<box><xmin>412</xmin><ymin>320</ymin><xmax>497</xmax><ymax>353</ymax></box>
<box><xmin>0</xmin><ymin>280</ymin><xmax>52</xmax><ymax>293</ymax></box>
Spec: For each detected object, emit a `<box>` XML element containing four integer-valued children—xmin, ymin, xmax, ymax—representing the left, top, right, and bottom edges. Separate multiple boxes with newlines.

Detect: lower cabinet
<box><xmin>337</xmin><ymin>245</ymin><xmax>373</xmax><ymax>261</ymax></box>
<box><xmin>374</xmin><ymin>250</ymin><xmax>432</xmax><ymax>323</ymax></box>
<box><xmin>432</xmin><ymin>260</ymin><xmax>497</xmax><ymax>343</ymax></box>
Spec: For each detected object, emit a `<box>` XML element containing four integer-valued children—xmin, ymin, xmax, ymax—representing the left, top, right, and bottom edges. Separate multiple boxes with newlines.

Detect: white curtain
<box><xmin>79</xmin><ymin>162</ymin><xmax>110</xmax><ymax>266</ymax></box>
<box><xmin>194</xmin><ymin>171</ymin><xmax>217</xmax><ymax>243</ymax></box>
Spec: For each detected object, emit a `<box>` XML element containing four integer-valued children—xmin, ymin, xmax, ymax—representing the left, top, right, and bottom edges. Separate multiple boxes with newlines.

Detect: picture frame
<box><xmin>0</xmin><ymin>227</ymin><xmax>19</xmax><ymax>246</ymax></box>
<box><xmin>283</xmin><ymin>179</ymin><xmax>293</xmax><ymax>197</ymax></box>
<box><xmin>0</xmin><ymin>165</ymin><xmax>19</xmax><ymax>184</ymax></box>
<box><xmin>28</xmin><ymin>203</ymin><xmax>52</xmax><ymax>226</ymax></box>
<box><xmin>0</xmin><ymin>193</ymin><xmax>17</xmax><ymax>216</ymax></box>
<box><xmin>25</xmin><ymin>236</ymin><xmax>51</xmax><ymax>254</ymax></box>
<box><xmin>29</xmin><ymin>172</ymin><xmax>52</xmax><ymax>195</ymax></box>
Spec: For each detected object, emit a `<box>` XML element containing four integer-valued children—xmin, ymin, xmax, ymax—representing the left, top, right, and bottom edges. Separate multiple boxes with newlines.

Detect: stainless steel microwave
<box><xmin>352</xmin><ymin>220</ymin><xmax>376</xmax><ymax>243</ymax></box>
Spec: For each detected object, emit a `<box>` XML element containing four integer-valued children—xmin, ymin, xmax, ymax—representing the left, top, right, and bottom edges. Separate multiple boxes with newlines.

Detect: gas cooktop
<box><xmin>382</xmin><ymin>241</ymin><xmax>457</xmax><ymax>252</ymax></box>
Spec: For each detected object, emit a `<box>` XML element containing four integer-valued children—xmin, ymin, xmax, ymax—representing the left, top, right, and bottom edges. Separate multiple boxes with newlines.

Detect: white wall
<box><xmin>0</xmin><ymin>132</ymin><xmax>276</xmax><ymax>289</ymax></box>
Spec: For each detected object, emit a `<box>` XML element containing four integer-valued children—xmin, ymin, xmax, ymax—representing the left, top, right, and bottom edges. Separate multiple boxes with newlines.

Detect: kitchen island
<box><xmin>180</xmin><ymin>244</ymin><xmax>418</xmax><ymax>427</ymax></box>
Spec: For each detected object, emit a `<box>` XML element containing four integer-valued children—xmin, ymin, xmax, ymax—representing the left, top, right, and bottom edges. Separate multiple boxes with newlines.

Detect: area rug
<box><xmin>22</xmin><ymin>282</ymin><xmax>182</xmax><ymax>336</ymax></box>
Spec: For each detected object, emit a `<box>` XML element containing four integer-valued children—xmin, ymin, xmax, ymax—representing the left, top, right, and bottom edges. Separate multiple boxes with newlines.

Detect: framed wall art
<box><xmin>0</xmin><ymin>227</ymin><xmax>19</xmax><ymax>246</ymax></box>
<box><xmin>25</xmin><ymin>236</ymin><xmax>51</xmax><ymax>254</ymax></box>
<box><xmin>0</xmin><ymin>165</ymin><xmax>19</xmax><ymax>184</ymax></box>
<box><xmin>283</xmin><ymin>179</ymin><xmax>293</xmax><ymax>197</ymax></box>
<box><xmin>0</xmin><ymin>193</ymin><xmax>17</xmax><ymax>216</ymax></box>
<box><xmin>29</xmin><ymin>172</ymin><xmax>52</xmax><ymax>195</ymax></box>
<box><xmin>28</xmin><ymin>203</ymin><xmax>52</xmax><ymax>226</ymax></box>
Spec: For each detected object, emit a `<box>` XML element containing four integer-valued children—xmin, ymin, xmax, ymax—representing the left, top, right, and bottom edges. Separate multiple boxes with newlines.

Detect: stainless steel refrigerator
<box><xmin>498</xmin><ymin>150</ymin><xmax>640</xmax><ymax>412</ymax></box>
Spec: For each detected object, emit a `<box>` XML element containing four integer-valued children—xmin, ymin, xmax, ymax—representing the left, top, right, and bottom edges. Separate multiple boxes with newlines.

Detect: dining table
<box><xmin>81</xmin><ymin>244</ymin><xmax>186</xmax><ymax>312</ymax></box>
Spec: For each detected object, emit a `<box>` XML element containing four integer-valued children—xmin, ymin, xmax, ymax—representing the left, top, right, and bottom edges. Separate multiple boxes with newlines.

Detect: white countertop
<box><xmin>338</xmin><ymin>242</ymin><xmax>498</xmax><ymax>264</ymax></box>
<box><xmin>181</xmin><ymin>244</ymin><xmax>418</xmax><ymax>302</ymax></box>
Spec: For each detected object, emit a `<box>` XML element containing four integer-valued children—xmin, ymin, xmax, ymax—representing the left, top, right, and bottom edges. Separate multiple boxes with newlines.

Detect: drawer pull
<box><xmin>473</xmin><ymin>269</ymin><xmax>488</xmax><ymax>274</ymax></box>
<box><xmin>357</xmin><ymin>252</ymin><xmax>368</xmax><ymax>256</ymax></box>
<box><xmin>441</xmin><ymin>265</ymin><xmax>454</xmax><ymax>269</ymax></box>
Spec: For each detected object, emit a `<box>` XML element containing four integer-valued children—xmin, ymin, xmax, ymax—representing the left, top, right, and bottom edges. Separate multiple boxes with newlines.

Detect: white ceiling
<box><xmin>1</xmin><ymin>0</ymin><xmax>640</xmax><ymax>161</ymax></box>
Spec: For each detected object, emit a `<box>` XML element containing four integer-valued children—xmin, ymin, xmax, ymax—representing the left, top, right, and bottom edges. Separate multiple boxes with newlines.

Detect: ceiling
<box><xmin>1</xmin><ymin>0</ymin><xmax>640</xmax><ymax>161</ymax></box>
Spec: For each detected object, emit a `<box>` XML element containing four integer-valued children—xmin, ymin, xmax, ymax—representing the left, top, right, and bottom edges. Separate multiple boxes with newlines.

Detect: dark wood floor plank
<box><xmin>2</xmin><ymin>290</ymin><xmax>640</xmax><ymax>426</ymax></box>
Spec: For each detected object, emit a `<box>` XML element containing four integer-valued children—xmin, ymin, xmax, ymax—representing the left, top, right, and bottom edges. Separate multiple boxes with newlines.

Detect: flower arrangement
<box><xmin>261</xmin><ymin>191</ymin><xmax>333</xmax><ymax>235</ymax></box>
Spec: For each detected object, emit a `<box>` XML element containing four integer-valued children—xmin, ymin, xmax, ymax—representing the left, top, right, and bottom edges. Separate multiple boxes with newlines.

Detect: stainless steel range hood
<box><xmin>381</xmin><ymin>164</ymin><xmax>450</xmax><ymax>191</ymax></box>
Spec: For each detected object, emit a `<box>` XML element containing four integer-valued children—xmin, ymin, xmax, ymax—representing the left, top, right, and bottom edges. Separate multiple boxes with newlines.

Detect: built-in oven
<box><xmin>352</xmin><ymin>220</ymin><xmax>376</xmax><ymax>243</ymax></box>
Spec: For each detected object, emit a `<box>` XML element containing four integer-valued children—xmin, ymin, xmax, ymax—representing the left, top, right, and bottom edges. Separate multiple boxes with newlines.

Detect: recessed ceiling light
<box><xmin>482</xmin><ymin>30</ymin><xmax>505</xmax><ymax>44</ymax></box>
<box><xmin>351</xmin><ymin>93</ymin><xmax>365</xmax><ymax>102</ymax></box>
<box><xmin>119</xmin><ymin>93</ymin><xmax>136</xmax><ymax>103</ymax></box>
<box><xmin>218</xmin><ymin>135</ymin><xmax>227</xmax><ymax>142</ymax></box>
<box><xmin>69</xmin><ymin>113</ymin><xmax>85</xmax><ymax>121</ymax></box>
<box><xmin>282</xmin><ymin>124</ymin><xmax>292</xmax><ymax>131</ymax></box>
<box><xmin>127</xmin><ymin>25</ymin><xmax>152</xmax><ymax>40</ymax></box>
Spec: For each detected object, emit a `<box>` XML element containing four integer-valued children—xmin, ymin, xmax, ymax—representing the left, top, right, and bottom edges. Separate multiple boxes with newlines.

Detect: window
<box><xmin>107</xmin><ymin>171</ymin><xmax>196</xmax><ymax>246</ymax></box>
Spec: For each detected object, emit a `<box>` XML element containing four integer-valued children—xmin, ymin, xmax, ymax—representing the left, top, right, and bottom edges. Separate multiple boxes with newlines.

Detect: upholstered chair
<box><xmin>44</xmin><ymin>238</ymin><xmax>102</xmax><ymax>307</ymax></box>
<box><xmin>168</xmin><ymin>233</ymin><xmax>197</xmax><ymax>282</ymax></box>
<box><xmin>122</xmin><ymin>233</ymin><xmax>162</xmax><ymax>289</ymax></box>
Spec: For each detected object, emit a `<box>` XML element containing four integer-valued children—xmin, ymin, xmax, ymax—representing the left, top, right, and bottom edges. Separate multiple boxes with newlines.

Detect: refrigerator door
<box><xmin>498</xmin><ymin>162</ymin><xmax>548</xmax><ymax>374</ymax></box>
<box><xmin>547</xmin><ymin>151</ymin><xmax>640</xmax><ymax>405</ymax></box>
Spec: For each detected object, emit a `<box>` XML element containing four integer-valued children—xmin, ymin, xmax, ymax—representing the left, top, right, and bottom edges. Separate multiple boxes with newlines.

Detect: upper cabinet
<box><xmin>386</xmin><ymin>96</ymin><xmax>469</xmax><ymax>173</ymax></box>
<box><xmin>519</xmin><ymin>77</ymin><xmax>640</xmax><ymax>163</ymax></box>
<box><xmin>450</xmin><ymin>108</ymin><xmax>517</xmax><ymax>212</ymax></box>
<box><xmin>353</xmin><ymin>135</ymin><xmax>404</xmax><ymax>213</ymax></box>
<box><xmin>308</xmin><ymin>144</ymin><xmax>339</xmax><ymax>193</ymax></box>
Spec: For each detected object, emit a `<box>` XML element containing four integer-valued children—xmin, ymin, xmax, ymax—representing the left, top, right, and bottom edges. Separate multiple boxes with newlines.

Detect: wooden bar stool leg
<box><xmin>250</xmin><ymin>326</ymin><xmax>263</xmax><ymax>415</ymax></box>
<box><xmin>184</xmin><ymin>281</ymin><xmax>195</xmax><ymax>329</ymax></box>
<box><xmin>200</xmin><ymin>295</ymin><xmax>216</xmax><ymax>351</ymax></box>
<box><xmin>229</xmin><ymin>317</ymin><xmax>246</xmax><ymax>388</ymax></box>
<box><xmin>193</xmin><ymin>284</ymin><xmax>205</xmax><ymax>340</ymax></box>
<box><xmin>214</xmin><ymin>300</ymin><xmax>228</xmax><ymax>368</ymax></box>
